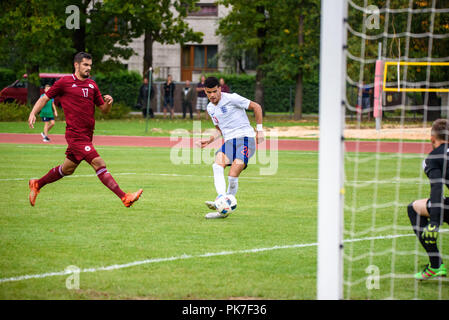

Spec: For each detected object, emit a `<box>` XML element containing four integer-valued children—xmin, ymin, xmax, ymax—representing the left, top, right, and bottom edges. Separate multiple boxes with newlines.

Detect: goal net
<box><xmin>318</xmin><ymin>0</ymin><xmax>449</xmax><ymax>300</ymax></box>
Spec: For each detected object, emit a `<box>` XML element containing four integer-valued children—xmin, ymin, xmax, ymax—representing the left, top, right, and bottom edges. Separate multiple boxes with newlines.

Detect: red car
<box><xmin>0</xmin><ymin>73</ymin><xmax>71</xmax><ymax>105</ymax></box>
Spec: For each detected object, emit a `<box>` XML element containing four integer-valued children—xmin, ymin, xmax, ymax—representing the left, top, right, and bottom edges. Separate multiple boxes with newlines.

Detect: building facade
<box><xmin>123</xmin><ymin>1</ymin><xmax>231</xmax><ymax>82</ymax></box>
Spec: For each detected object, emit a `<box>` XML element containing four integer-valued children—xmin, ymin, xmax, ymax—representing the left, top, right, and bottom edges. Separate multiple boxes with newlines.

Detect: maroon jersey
<box><xmin>45</xmin><ymin>74</ymin><xmax>104</xmax><ymax>143</ymax></box>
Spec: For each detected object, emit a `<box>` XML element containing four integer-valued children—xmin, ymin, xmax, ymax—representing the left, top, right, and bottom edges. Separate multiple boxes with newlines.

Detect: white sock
<box><xmin>212</xmin><ymin>163</ymin><xmax>226</xmax><ymax>196</ymax></box>
<box><xmin>227</xmin><ymin>176</ymin><xmax>239</xmax><ymax>196</ymax></box>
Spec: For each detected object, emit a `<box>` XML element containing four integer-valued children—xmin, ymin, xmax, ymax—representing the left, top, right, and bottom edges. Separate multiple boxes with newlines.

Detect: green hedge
<box><xmin>94</xmin><ymin>102</ymin><xmax>132</xmax><ymax>120</ymax></box>
<box><xmin>205</xmin><ymin>73</ymin><xmax>255</xmax><ymax>100</ymax></box>
<box><xmin>0</xmin><ymin>102</ymin><xmax>131</xmax><ymax>121</ymax></box>
<box><xmin>0</xmin><ymin>102</ymin><xmax>32</xmax><ymax>121</ymax></box>
<box><xmin>302</xmin><ymin>80</ymin><xmax>319</xmax><ymax>114</ymax></box>
<box><xmin>93</xmin><ymin>70</ymin><xmax>142</xmax><ymax>108</ymax></box>
<box><xmin>205</xmin><ymin>73</ymin><xmax>319</xmax><ymax>113</ymax></box>
<box><xmin>1</xmin><ymin>67</ymin><xmax>320</xmax><ymax>114</ymax></box>
<box><xmin>0</xmin><ymin>67</ymin><xmax>141</xmax><ymax>110</ymax></box>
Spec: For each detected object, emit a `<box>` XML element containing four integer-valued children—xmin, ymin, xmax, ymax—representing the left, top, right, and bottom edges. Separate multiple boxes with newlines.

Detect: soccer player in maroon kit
<box><xmin>27</xmin><ymin>52</ymin><xmax>143</xmax><ymax>207</ymax></box>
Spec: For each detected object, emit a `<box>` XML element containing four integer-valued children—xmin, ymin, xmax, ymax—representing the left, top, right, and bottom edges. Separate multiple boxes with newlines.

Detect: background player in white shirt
<box><xmin>199</xmin><ymin>77</ymin><xmax>264</xmax><ymax>219</ymax></box>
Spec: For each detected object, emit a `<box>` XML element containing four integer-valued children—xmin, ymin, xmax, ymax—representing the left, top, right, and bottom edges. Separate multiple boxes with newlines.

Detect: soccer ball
<box><xmin>215</xmin><ymin>194</ymin><xmax>237</xmax><ymax>215</ymax></box>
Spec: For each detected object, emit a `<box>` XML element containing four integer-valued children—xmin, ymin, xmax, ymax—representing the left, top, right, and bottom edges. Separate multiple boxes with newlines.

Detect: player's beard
<box><xmin>80</xmin><ymin>69</ymin><xmax>90</xmax><ymax>79</ymax></box>
<box><xmin>76</xmin><ymin>67</ymin><xmax>90</xmax><ymax>79</ymax></box>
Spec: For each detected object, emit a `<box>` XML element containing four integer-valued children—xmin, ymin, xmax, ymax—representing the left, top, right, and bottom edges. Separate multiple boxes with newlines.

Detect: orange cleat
<box><xmin>121</xmin><ymin>189</ymin><xmax>143</xmax><ymax>208</ymax></box>
<box><xmin>29</xmin><ymin>179</ymin><xmax>40</xmax><ymax>207</ymax></box>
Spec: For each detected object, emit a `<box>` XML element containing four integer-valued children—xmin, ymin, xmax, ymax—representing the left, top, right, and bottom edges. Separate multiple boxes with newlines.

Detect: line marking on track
<box><xmin>0</xmin><ymin>232</ymin><xmax>427</xmax><ymax>284</ymax></box>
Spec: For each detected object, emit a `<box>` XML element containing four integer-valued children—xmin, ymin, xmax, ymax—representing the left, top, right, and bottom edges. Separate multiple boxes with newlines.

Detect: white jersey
<box><xmin>207</xmin><ymin>92</ymin><xmax>256</xmax><ymax>142</ymax></box>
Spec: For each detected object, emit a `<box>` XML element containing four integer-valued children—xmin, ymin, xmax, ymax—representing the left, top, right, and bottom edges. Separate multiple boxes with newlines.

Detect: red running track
<box><xmin>0</xmin><ymin>133</ymin><xmax>432</xmax><ymax>154</ymax></box>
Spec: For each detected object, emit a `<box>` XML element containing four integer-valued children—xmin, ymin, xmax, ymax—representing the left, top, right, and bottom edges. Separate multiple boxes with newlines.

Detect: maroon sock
<box><xmin>37</xmin><ymin>165</ymin><xmax>64</xmax><ymax>189</ymax></box>
<box><xmin>96</xmin><ymin>167</ymin><xmax>126</xmax><ymax>199</ymax></box>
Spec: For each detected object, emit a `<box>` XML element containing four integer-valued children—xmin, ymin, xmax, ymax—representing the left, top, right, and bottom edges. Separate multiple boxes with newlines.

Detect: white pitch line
<box><xmin>0</xmin><ymin>172</ymin><xmax>314</xmax><ymax>182</ymax></box>
<box><xmin>12</xmin><ymin>145</ymin><xmax>314</xmax><ymax>155</ymax></box>
<box><xmin>0</xmin><ymin>171</ymin><xmax>428</xmax><ymax>184</ymax></box>
<box><xmin>0</xmin><ymin>232</ymin><xmax>419</xmax><ymax>284</ymax></box>
<box><xmin>0</xmin><ymin>173</ymin><xmax>137</xmax><ymax>182</ymax></box>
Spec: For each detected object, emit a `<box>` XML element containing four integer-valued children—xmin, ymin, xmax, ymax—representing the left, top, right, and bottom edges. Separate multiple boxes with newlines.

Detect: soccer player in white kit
<box><xmin>199</xmin><ymin>77</ymin><xmax>265</xmax><ymax>219</ymax></box>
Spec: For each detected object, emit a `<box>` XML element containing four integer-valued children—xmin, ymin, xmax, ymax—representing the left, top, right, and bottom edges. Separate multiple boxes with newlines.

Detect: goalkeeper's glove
<box><xmin>422</xmin><ymin>223</ymin><xmax>439</xmax><ymax>245</ymax></box>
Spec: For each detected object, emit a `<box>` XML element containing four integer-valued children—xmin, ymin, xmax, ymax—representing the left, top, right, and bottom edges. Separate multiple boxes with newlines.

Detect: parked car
<box><xmin>0</xmin><ymin>73</ymin><xmax>71</xmax><ymax>106</ymax></box>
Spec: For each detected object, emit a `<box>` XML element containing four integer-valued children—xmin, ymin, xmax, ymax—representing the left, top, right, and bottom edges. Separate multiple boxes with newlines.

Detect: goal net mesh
<box><xmin>343</xmin><ymin>0</ymin><xmax>449</xmax><ymax>299</ymax></box>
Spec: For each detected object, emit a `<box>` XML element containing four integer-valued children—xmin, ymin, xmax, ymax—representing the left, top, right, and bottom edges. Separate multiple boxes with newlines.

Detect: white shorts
<box><xmin>196</xmin><ymin>97</ymin><xmax>209</xmax><ymax>111</ymax></box>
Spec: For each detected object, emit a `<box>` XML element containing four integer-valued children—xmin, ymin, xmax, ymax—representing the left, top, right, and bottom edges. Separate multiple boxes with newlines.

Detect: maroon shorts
<box><xmin>65</xmin><ymin>142</ymin><xmax>100</xmax><ymax>165</ymax></box>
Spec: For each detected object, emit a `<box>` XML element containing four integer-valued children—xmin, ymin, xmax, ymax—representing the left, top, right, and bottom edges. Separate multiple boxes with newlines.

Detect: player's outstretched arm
<box><xmin>248</xmin><ymin>101</ymin><xmax>264</xmax><ymax>144</ymax></box>
<box><xmin>98</xmin><ymin>95</ymin><xmax>113</xmax><ymax>114</ymax></box>
<box><xmin>28</xmin><ymin>95</ymin><xmax>50</xmax><ymax>129</ymax></box>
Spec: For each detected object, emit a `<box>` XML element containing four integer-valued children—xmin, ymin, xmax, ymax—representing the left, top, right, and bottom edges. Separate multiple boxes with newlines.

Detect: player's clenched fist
<box><xmin>103</xmin><ymin>95</ymin><xmax>113</xmax><ymax>105</ymax></box>
<box><xmin>198</xmin><ymin>139</ymin><xmax>211</xmax><ymax>149</ymax></box>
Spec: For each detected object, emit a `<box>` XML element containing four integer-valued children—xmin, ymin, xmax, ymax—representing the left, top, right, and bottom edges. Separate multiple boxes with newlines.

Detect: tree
<box><xmin>0</xmin><ymin>1</ymin><xmax>72</xmax><ymax>104</ymax></box>
<box><xmin>217</xmin><ymin>0</ymin><xmax>271</xmax><ymax>114</ymax></box>
<box><xmin>263</xmin><ymin>0</ymin><xmax>320</xmax><ymax>120</ymax></box>
<box><xmin>217</xmin><ymin>0</ymin><xmax>320</xmax><ymax>118</ymax></box>
<box><xmin>103</xmin><ymin>0</ymin><xmax>203</xmax><ymax>78</ymax></box>
<box><xmin>346</xmin><ymin>0</ymin><xmax>449</xmax><ymax>119</ymax></box>
<box><xmin>57</xmin><ymin>0</ymin><xmax>138</xmax><ymax>73</ymax></box>
<box><xmin>0</xmin><ymin>0</ymin><xmax>136</xmax><ymax>104</ymax></box>
<box><xmin>216</xmin><ymin>34</ymin><xmax>248</xmax><ymax>74</ymax></box>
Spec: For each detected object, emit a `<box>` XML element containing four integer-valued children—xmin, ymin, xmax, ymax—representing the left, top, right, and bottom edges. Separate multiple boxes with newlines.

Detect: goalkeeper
<box><xmin>408</xmin><ymin>119</ymin><xmax>449</xmax><ymax>280</ymax></box>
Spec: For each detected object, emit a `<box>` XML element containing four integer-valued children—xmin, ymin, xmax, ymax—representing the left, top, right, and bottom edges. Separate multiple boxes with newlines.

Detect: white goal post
<box><xmin>317</xmin><ymin>0</ymin><xmax>347</xmax><ymax>300</ymax></box>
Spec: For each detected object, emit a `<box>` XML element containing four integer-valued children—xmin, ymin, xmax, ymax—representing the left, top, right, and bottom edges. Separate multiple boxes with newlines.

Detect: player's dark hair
<box><xmin>74</xmin><ymin>52</ymin><xmax>92</xmax><ymax>64</ymax></box>
<box><xmin>431</xmin><ymin>119</ymin><xmax>449</xmax><ymax>141</ymax></box>
<box><xmin>205</xmin><ymin>77</ymin><xmax>220</xmax><ymax>88</ymax></box>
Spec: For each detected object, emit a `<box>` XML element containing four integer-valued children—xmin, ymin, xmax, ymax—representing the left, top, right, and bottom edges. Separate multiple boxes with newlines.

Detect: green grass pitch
<box><xmin>0</xmin><ymin>143</ymin><xmax>447</xmax><ymax>299</ymax></box>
